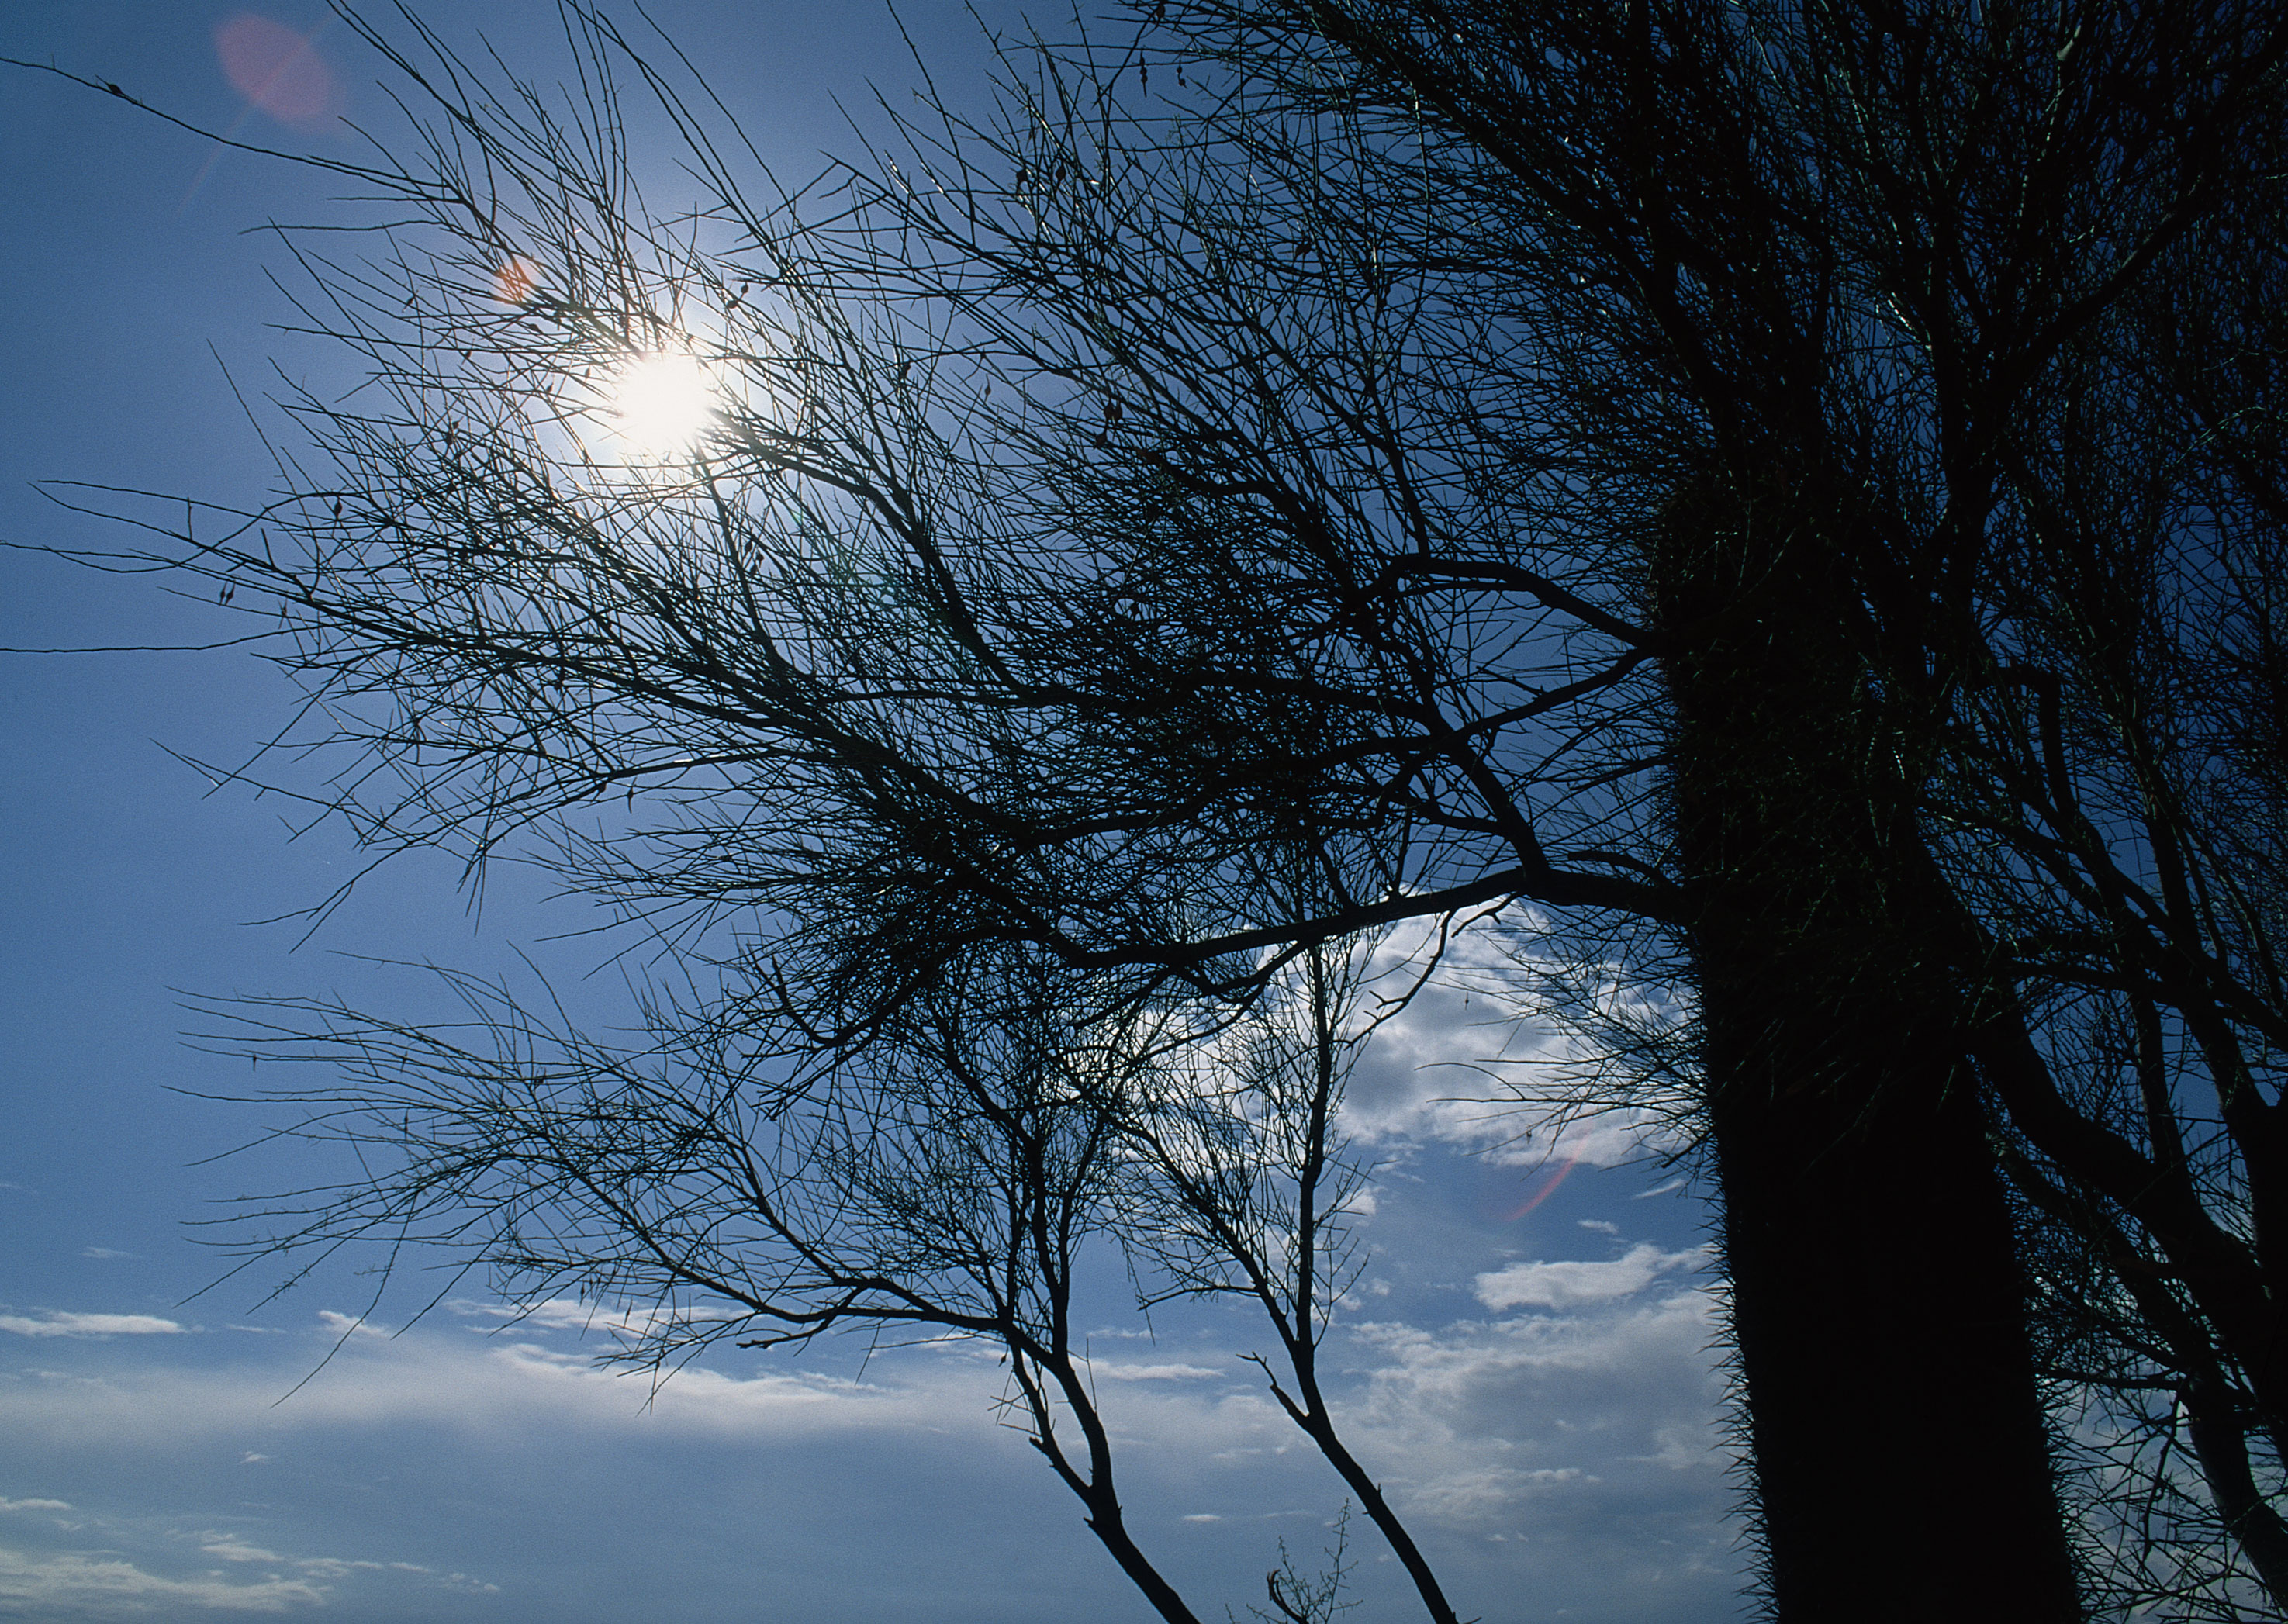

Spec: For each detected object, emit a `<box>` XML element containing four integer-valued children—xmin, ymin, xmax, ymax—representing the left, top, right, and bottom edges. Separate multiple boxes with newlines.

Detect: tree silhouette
<box><xmin>205</xmin><ymin>940</ymin><xmax>1413</xmax><ymax>1624</ymax></box>
<box><xmin>22</xmin><ymin>0</ymin><xmax>2288</xmax><ymax>1616</ymax></box>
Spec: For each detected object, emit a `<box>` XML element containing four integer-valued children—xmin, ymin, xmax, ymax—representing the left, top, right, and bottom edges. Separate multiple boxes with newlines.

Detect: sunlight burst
<box><xmin>606</xmin><ymin>349</ymin><xmax>718</xmax><ymax>461</ymax></box>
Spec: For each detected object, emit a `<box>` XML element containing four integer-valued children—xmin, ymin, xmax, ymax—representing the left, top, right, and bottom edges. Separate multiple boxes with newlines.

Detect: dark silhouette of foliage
<box><xmin>17</xmin><ymin>0</ymin><xmax>2288</xmax><ymax>1615</ymax></box>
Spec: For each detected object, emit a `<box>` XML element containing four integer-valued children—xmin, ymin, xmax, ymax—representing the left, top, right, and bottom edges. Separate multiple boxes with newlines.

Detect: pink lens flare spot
<box><xmin>493</xmin><ymin>257</ymin><xmax>541</xmax><ymax>307</ymax></box>
<box><xmin>215</xmin><ymin>13</ymin><xmax>344</xmax><ymax>130</ymax></box>
<box><xmin>1499</xmin><ymin>1156</ymin><xmax>1581</xmax><ymax>1222</ymax></box>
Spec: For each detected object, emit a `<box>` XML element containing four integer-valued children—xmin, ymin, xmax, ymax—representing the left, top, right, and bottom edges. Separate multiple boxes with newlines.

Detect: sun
<box><xmin>606</xmin><ymin>348</ymin><xmax>718</xmax><ymax>461</ymax></box>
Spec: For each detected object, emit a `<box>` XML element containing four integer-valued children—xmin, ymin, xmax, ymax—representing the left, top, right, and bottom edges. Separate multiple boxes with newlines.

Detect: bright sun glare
<box><xmin>607</xmin><ymin>349</ymin><xmax>718</xmax><ymax>461</ymax></box>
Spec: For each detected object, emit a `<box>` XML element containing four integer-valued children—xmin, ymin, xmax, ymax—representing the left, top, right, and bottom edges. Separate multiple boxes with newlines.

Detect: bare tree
<box><xmin>1147</xmin><ymin>4</ymin><xmax>2288</xmax><ymax>1612</ymax></box>
<box><xmin>1929</xmin><ymin>142</ymin><xmax>2288</xmax><ymax>1608</ymax></box>
<box><xmin>19</xmin><ymin>0</ymin><xmax>2288</xmax><ymax>1617</ymax></box>
<box><xmin>207</xmin><ymin>928</ymin><xmax>1437</xmax><ymax>1624</ymax></box>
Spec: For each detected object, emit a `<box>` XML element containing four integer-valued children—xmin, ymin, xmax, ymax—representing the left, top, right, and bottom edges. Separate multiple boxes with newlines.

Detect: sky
<box><xmin>0</xmin><ymin>5</ymin><xmax>1742</xmax><ymax>1620</ymax></box>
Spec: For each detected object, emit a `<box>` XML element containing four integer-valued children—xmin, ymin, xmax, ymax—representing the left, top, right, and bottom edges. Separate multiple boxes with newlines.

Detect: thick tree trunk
<box><xmin>1703</xmin><ymin>999</ymin><xmax>2080</xmax><ymax>1620</ymax></box>
<box><xmin>1654</xmin><ymin>486</ymin><xmax>2082</xmax><ymax>1621</ymax></box>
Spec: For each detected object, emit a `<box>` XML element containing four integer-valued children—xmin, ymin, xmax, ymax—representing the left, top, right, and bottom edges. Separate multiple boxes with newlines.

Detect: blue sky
<box><xmin>0</xmin><ymin>5</ymin><xmax>1739</xmax><ymax>1619</ymax></box>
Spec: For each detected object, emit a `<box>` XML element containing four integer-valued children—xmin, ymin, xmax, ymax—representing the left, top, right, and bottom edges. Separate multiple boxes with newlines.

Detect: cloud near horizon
<box><xmin>0</xmin><ymin>1311</ymin><xmax>185</xmax><ymax>1339</ymax></box>
<box><xmin>0</xmin><ymin>1546</ymin><xmax>328</xmax><ymax>1615</ymax></box>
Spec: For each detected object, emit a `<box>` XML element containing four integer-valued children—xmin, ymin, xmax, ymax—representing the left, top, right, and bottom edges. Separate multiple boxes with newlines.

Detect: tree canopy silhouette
<box><xmin>24</xmin><ymin>0</ymin><xmax>2288</xmax><ymax>1617</ymax></box>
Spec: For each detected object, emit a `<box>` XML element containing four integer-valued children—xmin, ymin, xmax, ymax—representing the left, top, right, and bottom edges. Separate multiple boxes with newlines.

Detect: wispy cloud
<box><xmin>202</xmin><ymin>1538</ymin><xmax>285</xmax><ymax>1564</ymax></box>
<box><xmin>1339</xmin><ymin>915</ymin><xmax>1688</xmax><ymax>1169</ymax></box>
<box><xmin>0</xmin><ymin>1311</ymin><xmax>184</xmax><ymax>1339</ymax></box>
<box><xmin>0</xmin><ymin>1280</ymin><xmax>1737</xmax><ymax>1620</ymax></box>
<box><xmin>0</xmin><ymin>1546</ymin><xmax>327</xmax><ymax>1614</ymax></box>
<box><xmin>314</xmin><ymin>1310</ymin><xmax>385</xmax><ymax>1339</ymax></box>
<box><xmin>448</xmin><ymin>1295</ymin><xmax>739</xmax><ymax>1345</ymax></box>
<box><xmin>1086</xmin><ymin>1362</ymin><xmax>1225</xmax><ymax>1381</ymax></box>
<box><xmin>0</xmin><ymin>1490</ymin><xmax>496</xmax><ymax>1619</ymax></box>
<box><xmin>0</xmin><ymin>1308</ymin><xmax>1008</xmax><ymax>1450</ymax></box>
<box><xmin>1474</xmin><ymin>1244</ymin><xmax>1708</xmax><ymax>1311</ymax></box>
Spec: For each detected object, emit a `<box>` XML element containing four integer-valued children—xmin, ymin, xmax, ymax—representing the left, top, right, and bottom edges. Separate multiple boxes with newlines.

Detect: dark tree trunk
<box><xmin>1654</xmin><ymin>485</ymin><xmax>2082</xmax><ymax>1621</ymax></box>
<box><xmin>1705</xmin><ymin>1004</ymin><xmax>2080</xmax><ymax>1620</ymax></box>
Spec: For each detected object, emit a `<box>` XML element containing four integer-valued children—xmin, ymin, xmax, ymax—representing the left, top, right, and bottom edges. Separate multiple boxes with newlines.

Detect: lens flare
<box><xmin>1499</xmin><ymin>1156</ymin><xmax>1581</xmax><ymax>1222</ymax></box>
<box><xmin>492</xmin><ymin>257</ymin><xmax>540</xmax><ymax>307</ymax></box>
<box><xmin>214</xmin><ymin>13</ymin><xmax>344</xmax><ymax>130</ymax></box>
<box><xmin>607</xmin><ymin>350</ymin><xmax>717</xmax><ymax>461</ymax></box>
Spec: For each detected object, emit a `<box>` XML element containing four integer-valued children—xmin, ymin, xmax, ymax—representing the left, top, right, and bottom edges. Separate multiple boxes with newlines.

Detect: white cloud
<box><xmin>0</xmin><ymin>1485</ymin><xmax>495</xmax><ymax>1616</ymax></box>
<box><xmin>1337</xmin><ymin>914</ymin><xmax>1688</xmax><ymax>1169</ymax></box>
<box><xmin>202</xmin><ymin>1539</ymin><xmax>285</xmax><ymax>1564</ymax></box>
<box><xmin>447</xmin><ymin>1296</ymin><xmax>738</xmax><ymax>1345</ymax></box>
<box><xmin>0</xmin><ymin>1546</ymin><xmax>327</xmax><ymax>1614</ymax></box>
<box><xmin>290</xmin><ymin>1558</ymin><xmax>382</xmax><ymax>1578</ymax></box>
<box><xmin>81</xmin><ymin>1248</ymin><xmax>137</xmax><ymax>1261</ymax></box>
<box><xmin>1087</xmin><ymin>1363</ymin><xmax>1225</xmax><ymax>1382</ymax></box>
<box><xmin>1405</xmin><ymin>1464</ymin><xmax>1585</xmax><ymax>1520</ymax></box>
<box><xmin>313</xmin><ymin>1311</ymin><xmax>383</xmax><ymax>1339</ymax></box>
<box><xmin>1474</xmin><ymin>1244</ymin><xmax>1707</xmax><ymax>1311</ymax></box>
<box><xmin>0</xmin><ymin>1309</ymin><xmax>1019</xmax><ymax>1454</ymax></box>
<box><xmin>0</xmin><ymin>1269</ymin><xmax>1737</xmax><ymax>1620</ymax></box>
<box><xmin>0</xmin><ymin>1312</ymin><xmax>184</xmax><ymax>1339</ymax></box>
<box><xmin>1336</xmin><ymin>1284</ymin><xmax>1735</xmax><ymax>1532</ymax></box>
